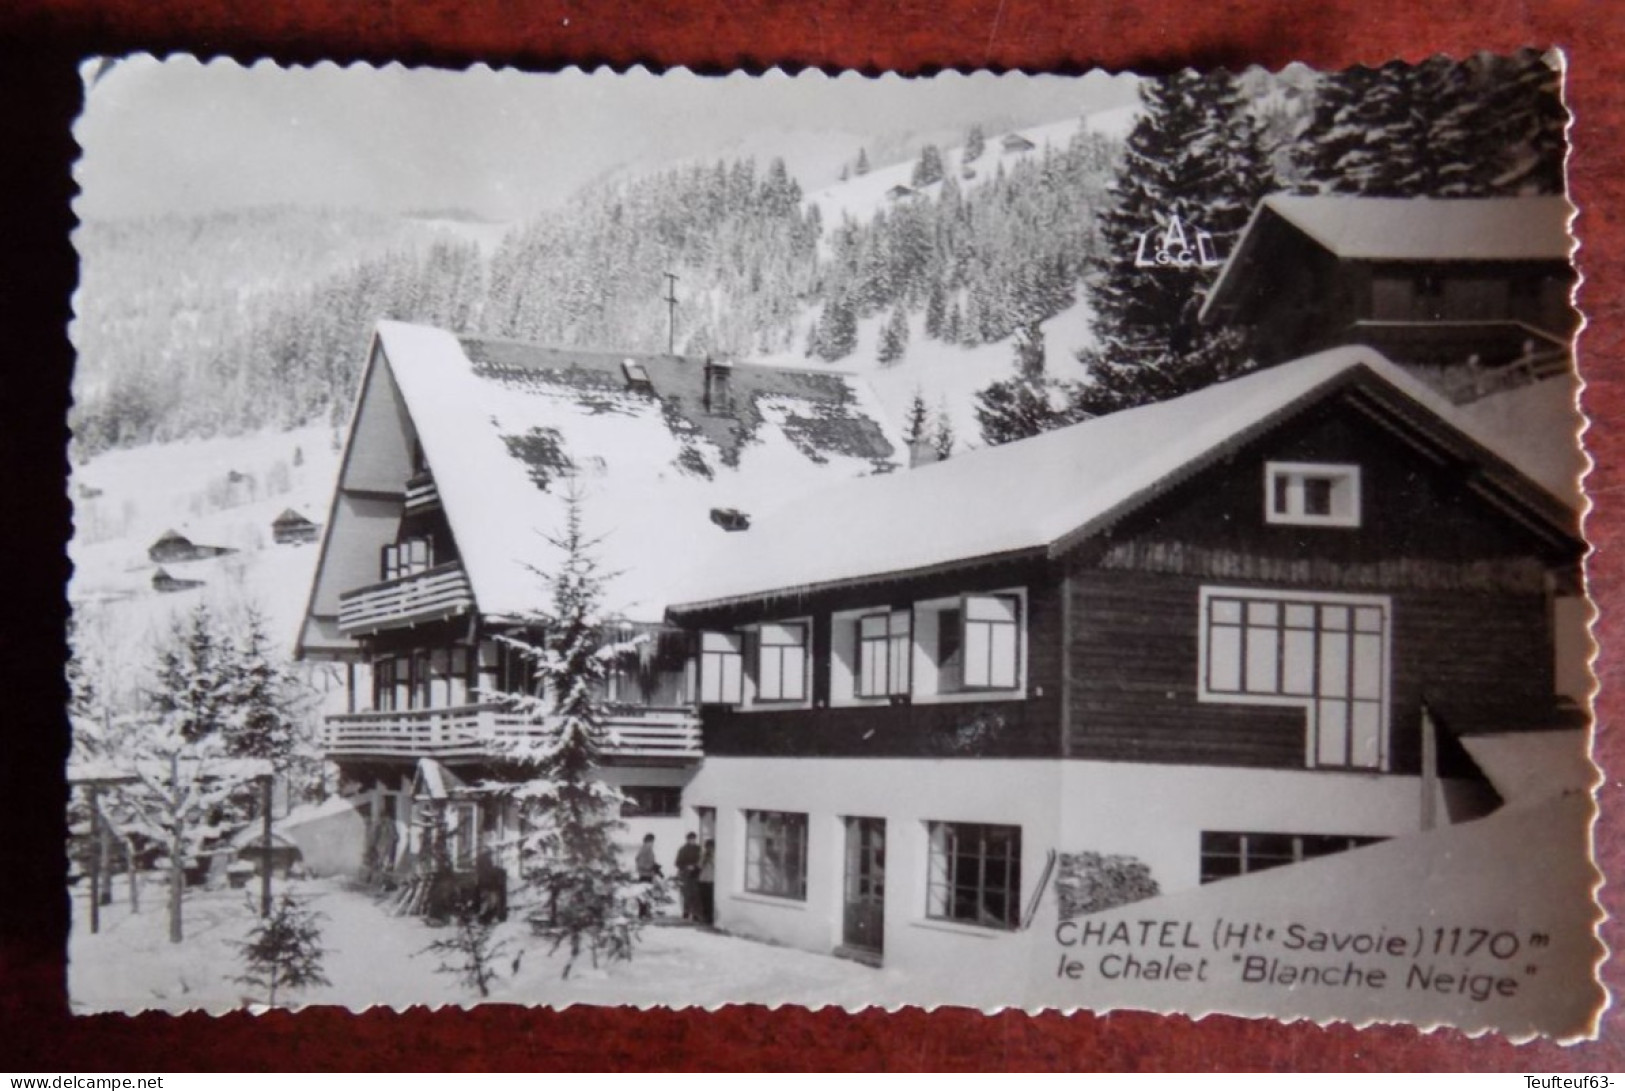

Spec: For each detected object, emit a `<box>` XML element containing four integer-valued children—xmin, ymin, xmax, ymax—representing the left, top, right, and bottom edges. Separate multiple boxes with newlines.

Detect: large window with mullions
<box><xmin>1198</xmin><ymin>587</ymin><xmax>1391</xmax><ymax>770</ymax></box>
<box><xmin>926</xmin><ymin>822</ymin><xmax>1022</xmax><ymax>930</ymax></box>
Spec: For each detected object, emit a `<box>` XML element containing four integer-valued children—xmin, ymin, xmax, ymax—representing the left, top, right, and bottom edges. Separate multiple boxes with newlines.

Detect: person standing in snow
<box><xmin>674</xmin><ymin>832</ymin><xmax>702</xmax><ymax>920</ymax></box>
<box><xmin>698</xmin><ymin>838</ymin><xmax>716</xmax><ymax>925</ymax></box>
<box><xmin>634</xmin><ymin>833</ymin><xmax>660</xmax><ymax>919</ymax></box>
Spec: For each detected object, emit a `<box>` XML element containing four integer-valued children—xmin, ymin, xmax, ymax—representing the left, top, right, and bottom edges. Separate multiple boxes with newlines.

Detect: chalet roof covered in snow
<box><xmin>359</xmin><ymin>322</ymin><xmax>901</xmax><ymax>622</ymax></box>
<box><xmin>1204</xmin><ymin>194</ymin><xmax>1574</xmax><ymax>321</ymax></box>
<box><xmin>667</xmin><ymin>346</ymin><xmax>1581</xmax><ymax>612</ymax></box>
<box><xmin>1257</xmin><ymin>194</ymin><xmax>1572</xmax><ymax>262</ymax></box>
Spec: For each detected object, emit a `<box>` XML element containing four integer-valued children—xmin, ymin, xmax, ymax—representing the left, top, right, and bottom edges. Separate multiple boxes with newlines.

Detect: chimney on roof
<box><xmin>909</xmin><ymin>437</ymin><xmax>939</xmax><ymax>468</ymax></box>
<box><xmin>703</xmin><ymin>355</ymin><xmax>733</xmax><ymax>415</ymax></box>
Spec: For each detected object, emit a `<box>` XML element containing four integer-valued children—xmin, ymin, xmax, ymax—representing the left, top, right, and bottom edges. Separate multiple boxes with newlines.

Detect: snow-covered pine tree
<box><xmin>878</xmin><ymin>305</ymin><xmax>909</xmax><ymax>365</ymax></box>
<box><xmin>223</xmin><ymin>607</ymin><xmax>299</xmax><ymax>764</ymax></box>
<box><xmin>924</xmin><ymin>280</ymin><xmax>948</xmax><ymax>340</ymax></box>
<box><xmin>1073</xmin><ymin>70</ymin><xmax>1275</xmax><ymax>417</ymax></box>
<box><xmin>912</xmin><ymin>144</ymin><xmax>945</xmax><ymax>188</ymax></box>
<box><xmin>150</xmin><ymin>604</ymin><xmax>232</xmax><ymax>744</ymax></box>
<box><xmin>810</xmin><ymin>293</ymin><xmax>859</xmax><ymax>362</ymax></box>
<box><xmin>1476</xmin><ymin>50</ymin><xmax>1568</xmax><ymax>195</ymax></box>
<box><xmin>931</xmin><ymin>403</ymin><xmax>956</xmax><ymax>461</ymax></box>
<box><xmin>974</xmin><ymin>322</ymin><xmax>1081</xmax><ymax>446</ymax></box>
<box><xmin>486</xmin><ymin>488</ymin><xmax>645</xmax><ymax>978</ymax></box>
<box><xmin>903</xmin><ymin>389</ymin><xmax>931</xmax><ymax>449</ymax></box>
<box><xmin>965</xmin><ymin>124</ymin><xmax>986</xmax><ymax>164</ymax></box>
<box><xmin>234</xmin><ymin>893</ymin><xmax>330</xmax><ymax>1006</ymax></box>
<box><xmin>1294</xmin><ymin>54</ymin><xmax>1566</xmax><ymax>197</ymax></box>
<box><xmin>856</xmin><ymin>148</ymin><xmax>871</xmax><ymax>176</ymax></box>
<box><xmin>423</xmin><ymin>906</ymin><xmax>513</xmax><ymax>998</ymax></box>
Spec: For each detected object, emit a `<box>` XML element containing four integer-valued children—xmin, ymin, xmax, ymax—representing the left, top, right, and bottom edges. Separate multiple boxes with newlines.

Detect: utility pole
<box><xmin>663</xmin><ymin>271</ymin><xmax>679</xmax><ymax>355</ymax></box>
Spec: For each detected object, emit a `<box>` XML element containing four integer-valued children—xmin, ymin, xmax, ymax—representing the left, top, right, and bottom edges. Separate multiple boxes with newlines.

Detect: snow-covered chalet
<box><xmin>294</xmin><ymin>321</ymin><xmax>902</xmax><ymax>887</ymax></box>
<box><xmin>665</xmin><ymin>345</ymin><xmax>1585</xmax><ymax>974</ymax></box>
<box><xmin>657</xmin><ymin>191</ymin><xmax>1586</xmax><ymax>977</ymax></box>
<box><xmin>1202</xmin><ymin>194</ymin><xmax>1577</xmax><ymax>395</ymax></box>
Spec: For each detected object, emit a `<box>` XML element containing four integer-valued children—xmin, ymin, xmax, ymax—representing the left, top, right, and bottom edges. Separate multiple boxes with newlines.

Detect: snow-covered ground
<box><xmin>68</xmin><ymin>876</ymin><xmax>893</xmax><ymax>1013</ymax></box>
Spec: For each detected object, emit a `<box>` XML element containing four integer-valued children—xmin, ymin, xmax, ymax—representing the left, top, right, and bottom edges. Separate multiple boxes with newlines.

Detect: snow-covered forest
<box><xmin>70</xmin><ymin>52</ymin><xmax>1564</xmax><ymax>461</ymax></box>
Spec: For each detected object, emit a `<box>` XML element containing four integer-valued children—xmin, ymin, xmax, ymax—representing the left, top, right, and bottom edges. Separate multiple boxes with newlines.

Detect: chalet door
<box><xmin>842</xmin><ymin>817</ymin><xmax>885</xmax><ymax>955</ymax></box>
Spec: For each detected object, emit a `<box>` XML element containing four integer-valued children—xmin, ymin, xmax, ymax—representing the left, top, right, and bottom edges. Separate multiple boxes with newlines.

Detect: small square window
<box><xmin>1265</xmin><ymin>463</ymin><xmax>1361</xmax><ymax>528</ymax></box>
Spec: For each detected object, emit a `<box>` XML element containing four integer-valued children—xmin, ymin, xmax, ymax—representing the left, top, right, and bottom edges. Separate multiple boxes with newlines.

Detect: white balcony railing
<box><xmin>322</xmin><ymin>703</ymin><xmax>702</xmax><ymax>762</ymax></box>
<box><xmin>337</xmin><ymin>563</ymin><xmax>474</xmax><ymax>636</ymax></box>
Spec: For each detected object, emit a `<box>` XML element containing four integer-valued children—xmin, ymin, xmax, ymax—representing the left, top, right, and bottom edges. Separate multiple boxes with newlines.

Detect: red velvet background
<box><xmin>2</xmin><ymin>0</ymin><xmax>1622</xmax><ymax>1071</ymax></box>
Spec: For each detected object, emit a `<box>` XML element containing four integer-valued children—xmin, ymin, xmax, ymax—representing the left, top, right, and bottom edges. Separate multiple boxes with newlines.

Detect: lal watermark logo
<box><xmin>1133</xmin><ymin>215</ymin><xmax>1223</xmax><ymax>269</ymax></box>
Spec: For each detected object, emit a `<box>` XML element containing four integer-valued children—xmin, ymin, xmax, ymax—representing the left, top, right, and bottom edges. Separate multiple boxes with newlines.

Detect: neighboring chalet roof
<box><xmin>1204</xmin><ymin>194</ymin><xmax>1574</xmax><ymax>322</ymax></box>
<box><xmin>298</xmin><ymin>322</ymin><xmax>901</xmax><ymax>648</ymax></box>
<box><xmin>273</xmin><ymin>508</ymin><xmax>316</xmax><ymax>527</ymax></box>
<box><xmin>667</xmin><ymin>346</ymin><xmax>1581</xmax><ymax>612</ymax></box>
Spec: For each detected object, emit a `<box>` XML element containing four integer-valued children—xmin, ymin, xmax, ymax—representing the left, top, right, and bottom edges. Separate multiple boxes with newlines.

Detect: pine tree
<box><xmin>965</xmin><ymin>124</ymin><xmax>986</xmax><ymax>164</ymax></box>
<box><xmin>912</xmin><ymin>144</ymin><xmax>945</xmax><ymax>188</ymax></box>
<box><xmin>235</xmin><ymin>893</ymin><xmax>330</xmax><ymax>1006</ymax></box>
<box><xmin>974</xmin><ymin>323</ymin><xmax>1080</xmax><ymax>446</ymax></box>
<box><xmin>931</xmin><ymin>404</ymin><xmax>956</xmax><ymax>461</ymax></box>
<box><xmin>856</xmin><ymin>148</ymin><xmax>871</xmax><ymax>176</ymax></box>
<box><xmin>223</xmin><ymin>607</ymin><xmax>300</xmax><ymax>764</ymax></box>
<box><xmin>1294</xmin><ymin>53</ymin><xmax>1566</xmax><ymax>197</ymax></box>
<box><xmin>878</xmin><ymin>305</ymin><xmax>909</xmax><ymax>365</ymax></box>
<box><xmin>486</xmin><ymin>489</ymin><xmax>646</xmax><ymax>978</ymax></box>
<box><xmin>810</xmin><ymin>294</ymin><xmax>858</xmax><ymax>362</ymax></box>
<box><xmin>1073</xmin><ymin>70</ymin><xmax>1276</xmax><ymax>417</ymax></box>
<box><xmin>423</xmin><ymin>906</ymin><xmax>514</xmax><ymax>999</ymax></box>
<box><xmin>150</xmin><ymin>605</ymin><xmax>230</xmax><ymax>744</ymax></box>
<box><xmin>903</xmin><ymin>389</ymin><xmax>931</xmax><ymax>448</ymax></box>
<box><xmin>924</xmin><ymin>280</ymin><xmax>948</xmax><ymax>340</ymax></box>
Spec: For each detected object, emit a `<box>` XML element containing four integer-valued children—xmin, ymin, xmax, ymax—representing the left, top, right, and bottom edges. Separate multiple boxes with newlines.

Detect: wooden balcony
<box><xmin>404</xmin><ymin>471</ymin><xmax>440</xmax><ymax>515</ymax></box>
<box><xmin>337</xmin><ymin>563</ymin><xmax>474</xmax><ymax>636</ymax></box>
<box><xmin>323</xmin><ymin>703</ymin><xmax>703</xmax><ymax>763</ymax></box>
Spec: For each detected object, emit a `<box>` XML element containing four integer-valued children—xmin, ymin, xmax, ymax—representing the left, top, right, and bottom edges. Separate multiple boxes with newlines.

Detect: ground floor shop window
<box><xmin>744</xmin><ymin>810</ymin><xmax>808</xmax><ymax>900</ymax></box>
<box><xmin>926</xmin><ymin>821</ymin><xmax>1021</xmax><ymax>929</ymax></box>
<box><xmin>1199</xmin><ymin>830</ymin><xmax>1384</xmax><ymax>884</ymax></box>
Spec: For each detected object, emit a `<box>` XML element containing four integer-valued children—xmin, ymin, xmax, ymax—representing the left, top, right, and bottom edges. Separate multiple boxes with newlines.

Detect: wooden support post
<box><xmin>87</xmin><ymin>784</ymin><xmax>102</xmax><ymax>935</ymax></box>
<box><xmin>1420</xmin><ymin>701</ymin><xmax>1439</xmax><ymax>833</ymax></box>
<box><xmin>261</xmin><ymin>774</ymin><xmax>274</xmax><ymax>917</ymax></box>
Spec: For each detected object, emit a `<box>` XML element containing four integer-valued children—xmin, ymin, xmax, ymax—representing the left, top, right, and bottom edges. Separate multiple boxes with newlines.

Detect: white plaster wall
<box><xmin>598</xmin><ymin>764</ymin><xmax>702</xmax><ymax>871</ymax></box>
<box><xmin>686</xmin><ymin>755</ymin><xmax>1494</xmax><ymax>988</ymax></box>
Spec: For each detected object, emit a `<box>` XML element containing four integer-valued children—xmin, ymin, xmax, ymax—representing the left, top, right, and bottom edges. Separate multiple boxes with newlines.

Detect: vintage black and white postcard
<box><xmin>65</xmin><ymin>56</ymin><xmax>1599</xmax><ymax>1037</ymax></box>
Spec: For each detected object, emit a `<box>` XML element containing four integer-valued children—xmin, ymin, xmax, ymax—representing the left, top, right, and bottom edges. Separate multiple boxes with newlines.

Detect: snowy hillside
<box><xmin>803</xmin><ymin>107</ymin><xmax>1135</xmax><ymax>247</ymax></box>
<box><xmin>69</xmin><ymin>424</ymin><xmax>343</xmax><ymax>676</ymax></box>
<box><xmin>759</xmin><ymin>109</ymin><xmax>1135</xmax><ymax>447</ymax></box>
<box><xmin>758</xmin><ymin>298</ymin><xmax>1096</xmax><ymax>452</ymax></box>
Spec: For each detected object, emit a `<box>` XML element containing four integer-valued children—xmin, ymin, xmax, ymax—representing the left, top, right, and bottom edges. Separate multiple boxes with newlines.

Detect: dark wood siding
<box><xmin>1064</xmin><ymin>569</ymin><xmax>1555</xmax><ymax>774</ymax></box>
<box><xmin>1063</xmin><ymin>397</ymin><xmax>1569</xmax><ymax>772</ymax></box>
<box><xmin>694</xmin><ymin>559</ymin><xmax>1066</xmax><ymax>759</ymax></box>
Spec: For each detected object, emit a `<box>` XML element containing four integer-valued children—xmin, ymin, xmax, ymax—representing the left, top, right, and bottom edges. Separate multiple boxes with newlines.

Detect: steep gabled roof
<box><xmin>310</xmin><ymin>322</ymin><xmax>900</xmax><ymax>630</ymax></box>
<box><xmin>667</xmin><ymin>346</ymin><xmax>1581</xmax><ymax>613</ymax></box>
<box><xmin>1204</xmin><ymin>194</ymin><xmax>1574</xmax><ymax>323</ymax></box>
<box><xmin>273</xmin><ymin>508</ymin><xmax>315</xmax><ymax>526</ymax></box>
